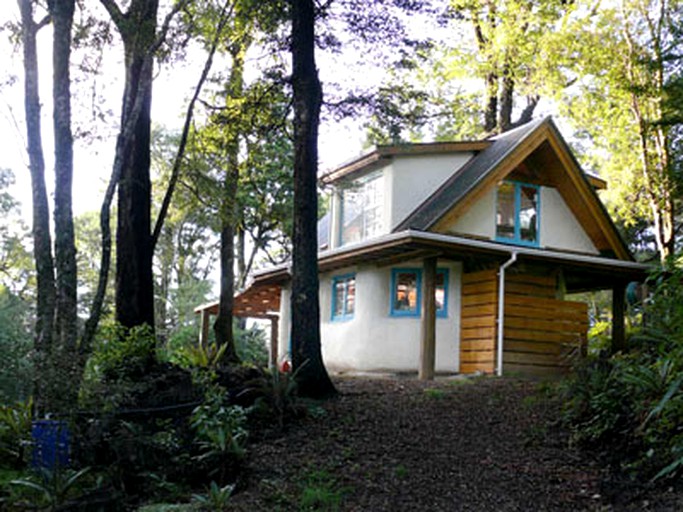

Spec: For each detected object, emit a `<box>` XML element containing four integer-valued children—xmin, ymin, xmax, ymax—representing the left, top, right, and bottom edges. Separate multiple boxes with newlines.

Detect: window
<box><xmin>390</xmin><ymin>268</ymin><xmax>449</xmax><ymax>318</ymax></box>
<box><xmin>331</xmin><ymin>274</ymin><xmax>355</xmax><ymax>321</ymax></box>
<box><xmin>496</xmin><ymin>181</ymin><xmax>539</xmax><ymax>246</ymax></box>
<box><xmin>340</xmin><ymin>172</ymin><xmax>384</xmax><ymax>246</ymax></box>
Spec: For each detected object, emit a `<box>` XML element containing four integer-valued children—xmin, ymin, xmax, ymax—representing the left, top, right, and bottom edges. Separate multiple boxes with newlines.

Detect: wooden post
<box><xmin>270</xmin><ymin>315</ymin><xmax>280</xmax><ymax>370</ymax></box>
<box><xmin>419</xmin><ymin>257</ymin><xmax>437</xmax><ymax>380</ymax></box>
<box><xmin>199</xmin><ymin>309</ymin><xmax>210</xmax><ymax>348</ymax></box>
<box><xmin>612</xmin><ymin>282</ymin><xmax>626</xmax><ymax>353</ymax></box>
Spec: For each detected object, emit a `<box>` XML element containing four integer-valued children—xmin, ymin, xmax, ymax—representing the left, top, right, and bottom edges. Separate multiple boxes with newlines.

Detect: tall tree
<box><xmin>98</xmin><ymin>0</ymin><xmax>189</xmax><ymax>332</ymax></box>
<box><xmin>51</xmin><ymin>0</ymin><xmax>79</xmax><ymax>378</ymax></box>
<box><xmin>99</xmin><ymin>0</ymin><xmax>158</xmax><ymax>330</ymax></box>
<box><xmin>557</xmin><ymin>0</ymin><xmax>683</xmax><ymax>261</ymax></box>
<box><xmin>17</xmin><ymin>0</ymin><xmax>55</xmax><ymax>411</ymax></box>
<box><xmin>448</xmin><ymin>0</ymin><xmax>569</xmax><ymax>134</ymax></box>
<box><xmin>290</xmin><ymin>0</ymin><xmax>335</xmax><ymax>398</ymax></box>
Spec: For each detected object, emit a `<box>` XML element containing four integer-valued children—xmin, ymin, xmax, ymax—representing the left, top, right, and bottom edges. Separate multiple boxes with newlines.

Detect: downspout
<box><xmin>497</xmin><ymin>252</ymin><xmax>517</xmax><ymax>376</ymax></box>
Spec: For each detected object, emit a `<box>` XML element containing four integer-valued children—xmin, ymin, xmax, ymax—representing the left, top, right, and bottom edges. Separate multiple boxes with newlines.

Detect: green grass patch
<box><xmin>423</xmin><ymin>388</ymin><xmax>446</xmax><ymax>399</ymax></box>
<box><xmin>298</xmin><ymin>469</ymin><xmax>347</xmax><ymax>511</ymax></box>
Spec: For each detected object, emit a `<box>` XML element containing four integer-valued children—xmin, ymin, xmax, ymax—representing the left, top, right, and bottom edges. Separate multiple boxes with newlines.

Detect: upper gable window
<box><xmin>496</xmin><ymin>181</ymin><xmax>539</xmax><ymax>246</ymax></box>
<box><xmin>340</xmin><ymin>172</ymin><xmax>384</xmax><ymax>246</ymax></box>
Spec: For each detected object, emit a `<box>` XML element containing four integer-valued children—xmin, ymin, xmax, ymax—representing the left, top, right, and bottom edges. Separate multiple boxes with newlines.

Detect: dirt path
<box><xmin>229</xmin><ymin>377</ymin><xmax>681</xmax><ymax>511</ymax></box>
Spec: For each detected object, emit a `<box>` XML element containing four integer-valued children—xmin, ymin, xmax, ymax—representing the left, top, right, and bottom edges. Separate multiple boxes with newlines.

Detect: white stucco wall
<box><xmin>446</xmin><ymin>187</ymin><xmax>496</xmax><ymax>239</ymax></box>
<box><xmin>389</xmin><ymin>153</ymin><xmax>473</xmax><ymax>229</ymax></box>
<box><xmin>441</xmin><ymin>185</ymin><xmax>599</xmax><ymax>255</ymax></box>
<box><xmin>540</xmin><ymin>188</ymin><xmax>599</xmax><ymax>254</ymax></box>
<box><xmin>278</xmin><ymin>260</ymin><xmax>463</xmax><ymax>374</ymax></box>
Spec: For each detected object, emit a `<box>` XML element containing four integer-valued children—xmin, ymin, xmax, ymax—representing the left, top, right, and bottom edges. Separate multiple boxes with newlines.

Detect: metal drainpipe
<box><xmin>497</xmin><ymin>252</ymin><xmax>518</xmax><ymax>377</ymax></box>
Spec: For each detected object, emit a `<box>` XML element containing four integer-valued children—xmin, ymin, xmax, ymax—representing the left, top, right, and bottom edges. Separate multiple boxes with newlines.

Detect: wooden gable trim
<box><xmin>431</xmin><ymin>122</ymin><xmax>632</xmax><ymax>261</ymax></box>
<box><xmin>431</xmin><ymin>124</ymin><xmax>550</xmax><ymax>233</ymax></box>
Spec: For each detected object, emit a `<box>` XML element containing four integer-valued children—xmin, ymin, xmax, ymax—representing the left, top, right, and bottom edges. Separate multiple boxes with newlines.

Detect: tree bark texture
<box><xmin>113</xmin><ymin>0</ymin><xmax>158</xmax><ymax>330</ymax></box>
<box><xmin>18</xmin><ymin>0</ymin><xmax>56</xmax><ymax>412</ymax></box>
<box><xmin>51</xmin><ymin>0</ymin><xmax>78</xmax><ymax>358</ymax></box>
<box><xmin>213</xmin><ymin>40</ymin><xmax>246</xmax><ymax>363</ymax></box>
<box><xmin>290</xmin><ymin>0</ymin><xmax>336</xmax><ymax>399</ymax></box>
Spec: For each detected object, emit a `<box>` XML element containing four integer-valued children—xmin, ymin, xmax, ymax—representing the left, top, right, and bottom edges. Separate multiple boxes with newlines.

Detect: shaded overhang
<box><xmin>250</xmin><ymin>230</ymin><xmax>650</xmax><ymax>294</ymax></box>
<box><xmin>194</xmin><ymin>282</ymin><xmax>281</xmax><ymax>318</ymax></box>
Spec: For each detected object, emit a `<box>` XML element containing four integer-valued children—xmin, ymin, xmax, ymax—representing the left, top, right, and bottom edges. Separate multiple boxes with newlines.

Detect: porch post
<box><xmin>269</xmin><ymin>315</ymin><xmax>280</xmax><ymax>370</ymax></box>
<box><xmin>199</xmin><ymin>309</ymin><xmax>211</xmax><ymax>348</ymax></box>
<box><xmin>612</xmin><ymin>282</ymin><xmax>626</xmax><ymax>353</ymax></box>
<box><xmin>419</xmin><ymin>256</ymin><xmax>437</xmax><ymax>380</ymax></box>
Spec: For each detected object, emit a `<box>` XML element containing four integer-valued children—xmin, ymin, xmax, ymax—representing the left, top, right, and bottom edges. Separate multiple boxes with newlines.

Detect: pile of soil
<box><xmin>229</xmin><ymin>376</ymin><xmax>682</xmax><ymax>511</ymax></box>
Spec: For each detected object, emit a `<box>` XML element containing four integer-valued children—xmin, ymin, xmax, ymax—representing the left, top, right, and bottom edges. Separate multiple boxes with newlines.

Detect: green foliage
<box><xmin>81</xmin><ymin>322</ymin><xmax>157</xmax><ymax>410</ymax></box>
<box><xmin>190</xmin><ymin>386</ymin><xmax>248</xmax><ymax>482</ymax></box>
<box><xmin>563</xmin><ymin>265</ymin><xmax>683</xmax><ymax>481</ymax></box>
<box><xmin>234</xmin><ymin>323</ymin><xmax>269</xmax><ymax>366</ymax></box>
<box><xmin>423</xmin><ymin>388</ymin><xmax>446</xmax><ymax>400</ymax></box>
<box><xmin>0</xmin><ymin>287</ymin><xmax>33</xmax><ymax>403</ymax></box>
<box><xmin>298</xmin><ymin>469</ymin><xmax>345</xmax><ymax>512</ymax></box>
<box><xmin>9</xmin><ymin>466</ymin><xmax>90</xmax><ymax>510</ymax></box>
<box><xmin>0</xmin><ymin>398</ymin><xmax>32</xmax><ymax>469</ymax></box>
<box><xmin>243</xmin><ymin>367</ymin><xmax>306</xmax><ymax>429</ymax></box>
<box><xmin>191</xmin><ymin>481</ymin><xmax>235</xmax><ymax>510</ymax></box>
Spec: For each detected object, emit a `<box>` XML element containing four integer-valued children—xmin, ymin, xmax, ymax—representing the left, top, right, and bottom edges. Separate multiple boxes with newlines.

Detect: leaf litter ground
<box><xmin>229</xmin><ymin>376</ymin><xmax>682</xmax><ymax>511</ymax></box>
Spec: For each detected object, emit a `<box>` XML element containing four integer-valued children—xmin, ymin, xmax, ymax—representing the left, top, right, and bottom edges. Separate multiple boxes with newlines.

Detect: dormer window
<box><xmin>340</xmin><ymin>171</ymin><xmax>384</xmax><ymax>246</ymax></box>
<box><xmin>496</xmin><ymin>181</ymin><xmax>539</xmax><ymax>246</ymax></box>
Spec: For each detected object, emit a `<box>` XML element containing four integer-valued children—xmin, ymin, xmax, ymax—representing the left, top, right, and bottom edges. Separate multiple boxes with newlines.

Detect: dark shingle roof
<box><xmin>395</xmin><ymin>117</ymin><xmax>548</xmax><ymax>231</ymax></box>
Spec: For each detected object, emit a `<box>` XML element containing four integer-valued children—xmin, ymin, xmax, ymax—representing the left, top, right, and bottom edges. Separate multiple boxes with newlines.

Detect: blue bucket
<box><xmin>31</xmin><ymin>420</ymin><xmax>70</xmax><ymax>469</ymax></box>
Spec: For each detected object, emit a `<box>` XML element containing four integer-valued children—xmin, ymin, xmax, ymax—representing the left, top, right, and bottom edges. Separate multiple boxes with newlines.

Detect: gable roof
<box><xmin>394</xmin><ymin>117</ymin><xmax>632</xmax><ymax>261</ymax></box>
<box><xmin>320</xmin><ymin>140</ymin><xmax>491</xmax><ymax>184</ymax></box>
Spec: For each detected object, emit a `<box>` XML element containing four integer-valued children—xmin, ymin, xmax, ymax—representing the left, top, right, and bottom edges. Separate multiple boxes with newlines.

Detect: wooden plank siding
<box><xmin>502</xmin><ymin>273</ymin><xmax>587</xmax><ymax>377</ymax></box>
<box><xmin>459</xmin><ymin>269</ymin><xmax>498</xmax><ymax>374</ymax></box>
<box><xmin>459</xmin><ymin>269</ymin><xmax>588</xmax><ymax>377</ymax></box>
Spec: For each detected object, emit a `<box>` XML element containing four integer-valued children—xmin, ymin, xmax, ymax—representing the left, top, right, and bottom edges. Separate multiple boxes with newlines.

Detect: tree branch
<box><xmin>98</xmin><ymin>0</ymin><xmax>125</xmax><ymax>29</ymax></box>
<box><xmin>152</xmin><ymin>0</ymin><xmax>236</xmax><ymax>250</ymax></box>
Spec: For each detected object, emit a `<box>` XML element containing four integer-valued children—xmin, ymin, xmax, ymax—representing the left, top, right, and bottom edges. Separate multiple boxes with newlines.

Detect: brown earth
<box><xmin>229</xmin><ymin>376</ymin><xmax>682</xmax><ymax>511</ymax></box>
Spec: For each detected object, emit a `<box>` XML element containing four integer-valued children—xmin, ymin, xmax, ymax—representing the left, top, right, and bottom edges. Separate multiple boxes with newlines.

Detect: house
<box><xmin>196</xmin><ymin>117</ymin><xmax>649</xmax><ymax>378</ymax></box>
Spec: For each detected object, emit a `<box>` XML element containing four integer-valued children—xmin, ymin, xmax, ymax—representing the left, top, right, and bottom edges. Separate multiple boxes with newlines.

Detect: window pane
<box><xmin>435</xmin><ymin>272</ymin><xmax>445</xmax><ymax>312</ymax></box>
<box><xmin>341</xmin><ymin>187</ymin><xmax>363</xmax><ymax>246</ymax></box>
<box><xmin>333</xmin><ymin>280</ymin><xmax>346</xmax><ymax>317</ymax></box>
<box><xmin>346</xmin><ymin>279</ymin><xmax>355</xmax><ymax>315</ymax></box>
<box><xmin>519</xmin><ymin>186</ymin><xmax>538</xmax><ymax>243</ymax></box>
<box><xmin>394</xmin><ymin>271</ymin><xmax>418</xmax><ymax>312</ymax></box>
<box><xmin>496</xmin><ymin>182</ymin><xmax>515</xmax><ymax>239</ymax></box>
<box><xmin>340</xmin><ymin>173</ymin><xmax>383</xmax><ymax>246</ymax></box>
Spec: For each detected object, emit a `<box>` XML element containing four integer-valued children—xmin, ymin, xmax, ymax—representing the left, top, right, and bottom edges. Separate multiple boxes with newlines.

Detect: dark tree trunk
<box><xmin>484</xmin><ymin>72</ymin><xmax>498</xmax><ymax>133</ymax></box>
<box><xmin>498</xmin><ymin>62</ymin><xmax>514</xmax><ymax>133</ymax></box>
<box><xmin>113</xmin><ymin>0</ymin><xmax>158</xmax><ymax>331</ymax></box>
<box><xmin>18</xmin><ymin>0</ymin><xmax>56</xmax><ymax>413</ymax></box>
<box><xmin>213</xmin><ymin>42</ymin><xmax>247</xmax><ymax>363</ymax></box>
<box><xmin>213</xmin><ymin>197</ymin><xmax>238</xmax><ymax>361</ymax></box>
<box><xmin>290</xmin><ymin>0</ymin><xmax>336</xmax><ymax>399</ymax></box>
<box><xmin>51</xmin><ymin>0</ymin><xmax>79</xmax><ymax>410</ymax></box>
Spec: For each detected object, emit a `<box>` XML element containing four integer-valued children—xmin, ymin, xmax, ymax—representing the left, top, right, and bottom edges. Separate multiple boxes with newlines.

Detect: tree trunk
<box><xmin>290</xmin><ymin>0</ymin><xmax>336</xmax><ymax>399</ymax></box>
<box><xmin>113</xmin><ymin>0</ymin><xmax>158</xmax><ymax>331</ymax></box>
<box><xmin>212</xmin><ymin>42</ymin><xmax>248</xmax><ymax>363</ymax></box>
<box><xmin>51</xmin><ymin>0</ymin><xmax>79</xmax><ymax>406</ymax></box>
<box><xmin>18</xmin><ymin>0</ymin><xmax>56</xmax><ymax>413</ymax></box>
<box><xmin>498</xmin><ymin>61</ymin><xmax>514</xmax><ymax>133</ymax></box>
<box><xmin>484</xmin><ymin>72</ymin><xmax>498</xmax><ymax>133</ymax></box>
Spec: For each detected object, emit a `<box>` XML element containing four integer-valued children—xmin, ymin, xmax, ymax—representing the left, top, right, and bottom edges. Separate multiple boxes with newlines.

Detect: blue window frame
<box><xmin>390</xmin><ymin>268</ymin><xmax>449</xmax><ymax>318</ymax></box>
<box><xmin>331</xmin><ymin>274</ymin><xmax>355</xmax><ymax>321</ymax></box>
<box><xmin>495</xmin><ymin>180</ymin><xmax>540</xmax><ymax>247</ymax></box>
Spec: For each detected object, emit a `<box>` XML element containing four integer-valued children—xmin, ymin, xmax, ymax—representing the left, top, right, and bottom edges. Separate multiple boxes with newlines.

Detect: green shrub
<box><xmin>80</xmin><ymin>322</ymin><xmax>157</xmax><ymax>410</ymax></box>
<box><xmin>563</xmin><ymin>265</ymin><xmax>683</xmax><ymax>481</ymax></box>
<box><xmin>0</xmin><ymin>398</ymin><xmax>32</xmax><ymax>469</ymax></box>
<box><xmin>0</xmin><ymin>288</ymin><xmax>33</xmax><ymax>403</ymax></box>
<box><xmin>190</xmin><ymin>386</ymin><xmax>248</xmax><ymax>483</ymax></box>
